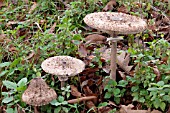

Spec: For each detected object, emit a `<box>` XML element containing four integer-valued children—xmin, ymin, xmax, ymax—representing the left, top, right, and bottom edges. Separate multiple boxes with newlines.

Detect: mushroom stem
<box><xmin>110</xmin><ymin>41</ymin><xmax>117</xmax><ymax>80</ymax></box>
<box><xmin>61</xmin><ymin>81</ymin><xmax>65</xmax><ymax>88</ymax></box>
<box><xmin>34</xmin><ymin>106</ymin><xmax>39</xmax><ymax>113</ymax></box>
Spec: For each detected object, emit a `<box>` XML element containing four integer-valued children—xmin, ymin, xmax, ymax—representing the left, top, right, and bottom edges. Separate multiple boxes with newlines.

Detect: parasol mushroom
<box><xmin>41</xmin><ymin>56</ymin><xmax>85</xmax><ymax>87</ymax></box>
<box><xmin>22</xmin><ymin>77</ymin><xmax>57</xmax><ymax>113</ymax></box>
<box><xmin>84</xmin><ymin>12</ymin><xmax>147</xmax><ymax>80</ymax></box>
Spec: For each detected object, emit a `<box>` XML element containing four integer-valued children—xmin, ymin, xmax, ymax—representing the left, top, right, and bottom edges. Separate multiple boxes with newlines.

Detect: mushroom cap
<box><xmin>22</xmin><ymin>77</ymin><xmax>57</xmax><ymax>106</ymax></box>
<box><xmin>41</xmin><ymin>56</ymin><xmax>85</xmax><ymax>81</ymax></box>
<box><xmin>84</xmin><ymin>12</ymin><xmax>147</xmax><ymax>34</ymax></box>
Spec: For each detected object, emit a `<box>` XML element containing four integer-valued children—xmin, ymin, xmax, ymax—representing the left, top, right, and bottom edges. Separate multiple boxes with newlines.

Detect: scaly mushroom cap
<box><xmin>22</xmin><ymin>78</ymin><xmax>57</xmax><ymax>106</ymax></box>
<box><xmin>41</xmin><ymin>56</ymin><xmax>85</xmax><ymax>81</ymax></box>
<box><xmin>84</xmin><ymin>12</ymin><xmax>147</xmax><ymax>34</ymax></box>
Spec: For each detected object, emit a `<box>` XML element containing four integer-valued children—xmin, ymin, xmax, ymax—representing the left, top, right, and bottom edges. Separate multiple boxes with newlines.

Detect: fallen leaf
<box><xmin>70</xmin><ymin>85</ymin><xmax>82</xmax><ymax>97</ymax></box>
<box><xmin>0</xmin><ymin>34</ymin><xmax>11</xmax><ymax>44</ymax></box>
<box><xmin>101</xmin><ymin>48</ymin><xmax>111</xmax><ymax>61</ymax></box>
<box><xmin>78</xmin><ymin>43</ymin><xmax>88</xmax><ymax>57</ymax></box>
<box><xmin>120</xmin><ymin>104</ymin><xmax>150</xmax><ymax>113</ymax></box>
<box><xmin>118</xmin><ymin>71</ymin><xmax>126</xmax><ymax>80</ymax></box>
<box><xmin>85</xmin><ymin>34</ymin><xmax>106</xmax><ymax>45</ymax></box>
<box><xmin>0</xmin><ymin>0</ymin><xmax>4</xmax><ymax>8</ymax></box>
<box><xmin>102</xmin><ymin>64</ymin><xmax>110</xmax><ymax>74</ymax></box>
<box><xmin>49</xmin><ymin>22</ymin><xmax>56</xmax><ymax>34</ymax></box>
<box><xmin>24</xmin><ymin>50</ymin><xmax>35</xmax><ymax>60</ymax></box>
<box><xmin>98</xmin><ymin>106</ymin><xmax>113</xmax><ymax>113</ymax></box>
<box><xmin>151</xmin><ymin>110</ymin><xmax>162</xmax><ymax>113</ymax></box>
<box><xmin>117</xmin><ymin>5</ymin><xmax>129</xmax><ymax>13</ymax></box>
<box><xmin>86</xmin><ymin>101</ymin><xmax>97</xmax><ymax>112</ymax></box>
<box><xmin>152</xmin><ymin>66</ymin><xmax>161</xmax><ymax>81</ymax></box>
<box><xmin>102</xmin><ymin>0</ymin><xmax>117</xmax><ymax>11</ymax></box>
<box><xmin>29</xmin><ymin>2</ymin><xmax>38</xmax><ymax>14</ymax></box>
<box><xmin>117</xmin><ymin>51</ymin><xmax>133</xmax><ymax>73</ymax></box>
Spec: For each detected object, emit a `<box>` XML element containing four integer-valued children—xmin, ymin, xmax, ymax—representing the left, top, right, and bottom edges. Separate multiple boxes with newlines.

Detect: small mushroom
<box><xmin>22</xmin><ymin>77</ymin><xmax>57</xmax><ymax>113</ymax></box>
<box><xmin>84</xmin><ymin>12</ymin><xmax>147</xmax><ymax>80</ymax></box>
<box><xmin>41</xmin><ymin>56</ymin><xmax>85</xmax><ymax>87</ymax></box>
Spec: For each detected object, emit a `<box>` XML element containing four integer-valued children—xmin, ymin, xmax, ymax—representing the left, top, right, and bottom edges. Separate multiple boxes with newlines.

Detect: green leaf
<box><xmin>61</xmin><ymin>101</ymin><xmax>68</xmax><ymax>105</ymax></box>
<box><xmin>54</xmin><ymin>107</ymin><xmax>61</xmax><ymax>113</ymax></box>
<box><xmin>147</xmin><ymin>87</ymin><xmax>158</xmax><ymax>91</ymax></box>
<box><xmin>160</xmin><ymin>102</ymin><xmax>166</xmax><ymax>111</ymax></box>
<box><xmin>3</xmin><ymin>80</ymin><xmax>17</xmax><ymax>90</ymax></box>
<box><xmin>17</xmin><ymin>77</ymin><xmax>27</xmax><ymax>87</ymax></box>
<box><xmin>98</xmin><ymin>102</ymin><xmax>108</xmax><ymax>107</ymax></box>
<box><xmin>139</xmin><ymin>97</ymin><xmax>145</xmax><ymax>103</ymax></box>
<box><xmin>0</xmin><ymin>70</ymin><xmax>8</xmax><ymax>77</ymax></box>
<box><xmin>117</xmin><ymin>80</ymin><xmax>128</xmax><ymax>87</ymax></box>
<box><xmin>50</xmin><ymin>100</ymin><xmax>62</xmax><ymax>106</ymax></box>
<box><xmin>157</xmin><ymin>81</ymin><xmax>164</xmax><ymax>87</ymax></box>
<box><xmin>10</xmin><ymin>58</ymin><xmax>21</xmax><ymax>68</ymax></box>
<box><xmin>108</xmin><ymin>80</ymin><xmax>117</xmax><ymax>86</ymax></box>
<box><xmin>6</xmin><ymin>108</ymin><xmax>14</xmax><ymax>113</ymax></box>
<box><xmin>104</xmin><ymin>92</ymin><xmax>112</xmax><ymax>99</ymax></box>
<box><xmin>114</xmin><ymin>97</ymin><xmax>120</xmax><ymax>104</ymax></box>
<box><xmin>2</xmin><ymin>96</ymin><xmax>13</xmax><ymax>103</ymax></box>
<box><xmin>153</xmin><ymin>98</ymin><xmax>161</xmax><ymax>109</ymax></box>
<box><xmin>62</xmin><ymin>107</ymin><xmax>69</xmax><ymax>113</ymax></box>
<box><xmin>0</xmin><ymin>62</ymin><xmax>11</xmax><ymax>68</ymax></box>
<box><xmin>113</xmin><ymin>88</ymin><xmax>120</xmax><ymax>96</ymax></box>
<box><xmin>131</xmin><ymin>86</ymin><xmax>139</xmax><ymax>92</ymax></box>
<box><xmin>58</xmin><ymin>96</ymin><xmax>64</xmax><ymax>102</ymax></box>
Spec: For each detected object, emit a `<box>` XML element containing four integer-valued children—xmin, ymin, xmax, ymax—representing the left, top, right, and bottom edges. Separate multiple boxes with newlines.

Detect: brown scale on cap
<box><xmin>84</xmin><ymin>12</ymin><xmax>147</xmax><ymax>34</ymax></box>
<box><xmin>22</xmin><ymin>77</ymin><xmax>57</xmax><ymax>106</ymax></box>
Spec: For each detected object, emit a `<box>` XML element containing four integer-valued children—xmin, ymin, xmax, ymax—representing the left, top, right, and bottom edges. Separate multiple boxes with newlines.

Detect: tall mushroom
<box><xmin>84</xmin><ymin>12</ymin><xmax>147</xmax><ymax>80</ymax></box>
<box><xmin>22</xmin><ymin>77</ymin><xmax>57</xmax><ymax>113</ymax></box>
<box><xmin>41</xmin><ymin>56</ymin><xmax>85</xmax><ymax>87</ymax></box>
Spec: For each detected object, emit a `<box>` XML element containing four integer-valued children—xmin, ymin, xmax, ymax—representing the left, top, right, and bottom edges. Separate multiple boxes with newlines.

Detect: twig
<box><xmin>67</xmin><ymin>96</ymin><xmax>97</xmax><ymax>104</ymax></box>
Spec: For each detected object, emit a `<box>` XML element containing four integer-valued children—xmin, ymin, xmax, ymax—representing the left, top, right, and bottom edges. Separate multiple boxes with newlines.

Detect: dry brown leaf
<box><xmin>101</xmin><ymin>48</ymin><xmax>111</xmax><ymax>61</ymax></box>
<box><xmin>24</xmin><ymin>51</ymin><xmax>35</xmax><ymax>60</ymax></box>
<box><xmin>86</xmin><ymin>101</ymin><xmax>97</xmax><ymax>112</ymax></box>
<box><xmin>49</xmin><ymin>22</ymin><xmax>56</xmax><ymax>34</ymax></box>
<box><xmin>102</xmin><ymin>64</ymin><xmax>110</xmax><ymax>74</ymax></box>
<box><xmin>152</xmin><ymin>66</ymin><xmax>161</xmax><ymax>81</ymax></box>
<box><xmin>98</xmin><ymin>106</ymin><xmax>114</xmax><ymax>113</ymax></box>
<box><xmin>0</xmin><ymin>34</ymin><xmax>11</xmax><ymax>44</ymax></box>
<box><xmin>118</xmin><ymin>71</ymin><xmax>126</xmax><ymax>80</ymax></box>
<box><xmin>0</xmin><ymin>0</ymin><xmax>4</xmax><ymax>8</ymax></box>
<box><xmin>102</xmin><ymin>0</ymin><xmax>117</xmax><ymax>11</ymax></box>
<box><xmin>108</xmin><ymin>100</ymin><xmax>117</xmax><ymax>107</ymax></box>
<box><xmin>78</xmin><ymin>43</ymin><xmax>88</xmax><ymax>57</ymax></box>
<box><xmin>117</xmin><ymin>51</ymin><xmax>133</xmax><ymax>73</ymax></box>
<box><xmin>117</xmin><ymin>5</ymin><xmax>129</xmax><ymax>13</ymax></box>
<box><xmin>29</xmin><ymin>2</ymin><xmax>38</xmax><ymax>14</ymax></box>
<box><xmin>151</xmin><ymin>110</ymin><xmax>162</xmax><ymax>113</ymax></box>
<box><xmin>70</xmin><ymin>85</ymin><xmax>82</xmax><ymax>97</ymax></box>
<box><xmin>120</xmin><ymin>104</ymin><xmax>150</xmax><ymax>113</ymax></box>
<box><xmin>85</xmin><ymin>34</ymin><xmax>106</xmax><ymax>45</ymax></box>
